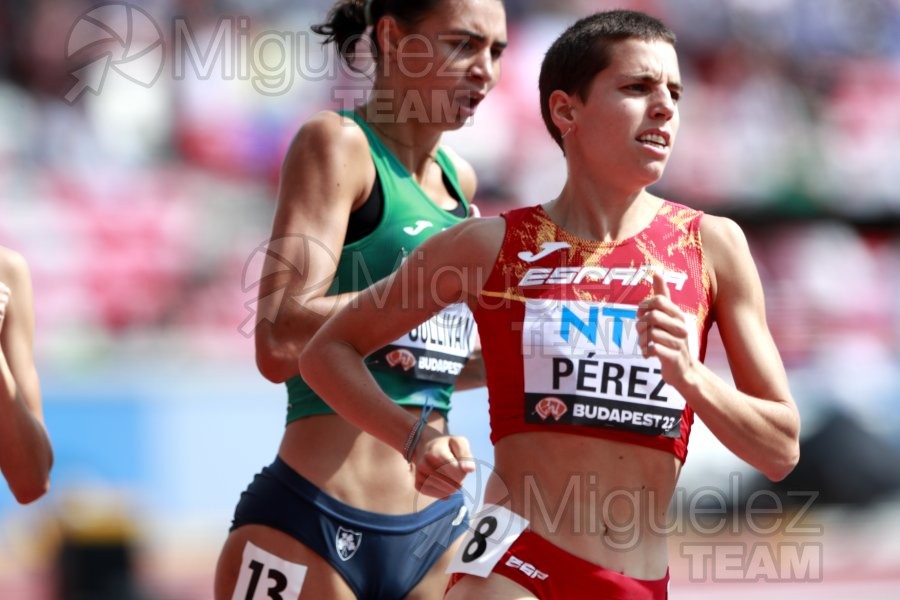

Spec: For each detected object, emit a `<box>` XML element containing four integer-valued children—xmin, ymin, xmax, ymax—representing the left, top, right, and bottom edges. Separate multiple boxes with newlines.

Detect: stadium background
<box><xmin>1</xmin><ymin>0</ymin><xmax>899</xmax><ymax>597</ymax></box>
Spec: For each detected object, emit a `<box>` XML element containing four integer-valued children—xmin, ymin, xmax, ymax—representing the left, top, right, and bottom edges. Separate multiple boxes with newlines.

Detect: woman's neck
<box><xmin>545</xmin><ymin>184</ymin><xmax>662</xmax><ymax>242</ymax></box>
<box><xmin>357</xmin><ymin>101</ymin><xmax>442</xmax><ymax>177</ymax></box>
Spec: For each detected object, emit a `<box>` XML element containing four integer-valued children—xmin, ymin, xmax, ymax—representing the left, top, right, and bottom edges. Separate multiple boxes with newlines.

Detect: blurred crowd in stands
<box><xmin>0</xmin><ymin>0</ymin><xmax>898</xmax><ymax>416</ymax></box>
<box><xmin>1</xmin><ymin>8</ymin><xmax>898</xmax><ymax>598</ymax></box>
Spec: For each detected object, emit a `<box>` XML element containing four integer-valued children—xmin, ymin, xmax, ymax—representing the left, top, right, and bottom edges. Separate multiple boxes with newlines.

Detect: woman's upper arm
<box><xmin>265</xmin><ymin>113</ymin><xmax>372</xmax><ymax>302</ymax></box>
<box><xmin>254</xmin><ymin>113</ymin><xmax>371</xmax><ymax>338</ymax></box>
<box><xmin>702</xmin><ymin>216</ymin><xmax>792</xmax><ymax>402</ymax></box>
<box><xmin>0</xmin><ymin>251</ymin><xmax>42</xmax><ymax>419</ymax></box>
<box><xmin>319</xmin><ymin>217</ymin><xmax>504</xmax><ymax>359</ymax></box>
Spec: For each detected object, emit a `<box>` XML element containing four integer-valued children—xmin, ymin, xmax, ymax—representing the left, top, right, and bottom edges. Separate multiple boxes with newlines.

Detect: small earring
<box><xmin>561</xmin><ymin>126</ymin><xmax>574</xmax><ymax>139</ymax></box>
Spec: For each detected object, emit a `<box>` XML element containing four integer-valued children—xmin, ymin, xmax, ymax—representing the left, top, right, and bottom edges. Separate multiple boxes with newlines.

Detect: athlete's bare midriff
<box><xmin>486</xmin><ymin>432</ymin><xmax>681</xmax><ymax>580</ymax></box>
<box><xmin>278</xmin><ymin>408</ymin><xmax>448</xmax><ymax>514</ymax></box>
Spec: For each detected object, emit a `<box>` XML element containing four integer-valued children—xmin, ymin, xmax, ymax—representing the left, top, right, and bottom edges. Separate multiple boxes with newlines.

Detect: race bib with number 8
<box><xmin>446</xmin><ymin>504</ymin><xmax>529</xmax><ymax>578</ymax></box>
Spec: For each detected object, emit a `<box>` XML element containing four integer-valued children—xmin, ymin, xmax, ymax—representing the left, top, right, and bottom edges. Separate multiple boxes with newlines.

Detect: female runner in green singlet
<box><xmin>214</xmin><ymin>1</ymin><xmax>507</xmax><ymax>599</ymax></box>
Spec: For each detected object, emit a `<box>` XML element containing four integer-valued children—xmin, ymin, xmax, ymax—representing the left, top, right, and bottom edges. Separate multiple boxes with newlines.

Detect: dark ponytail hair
<box><xmin>311</xmin><ymin>0</ymin><xmax>448</xmax><ymax>71</ymax></box>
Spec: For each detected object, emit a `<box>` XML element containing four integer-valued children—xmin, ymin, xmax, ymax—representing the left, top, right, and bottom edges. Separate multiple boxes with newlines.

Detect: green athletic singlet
<box><xmin>285</xmin><ymin>110</ymin><xmax>476</xmax><ymax>423</ymax></box>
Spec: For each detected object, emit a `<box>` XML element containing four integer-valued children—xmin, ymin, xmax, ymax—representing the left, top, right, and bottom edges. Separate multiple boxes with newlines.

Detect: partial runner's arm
<box><xmin>300</xmin><ymin>217</ymin><xmax>505</xmax><ymax>496</ymax></box>
<box><xmin>637</xmin><ymin>216</ymin><xmax>799</xmax><ymax>481</ymax></box>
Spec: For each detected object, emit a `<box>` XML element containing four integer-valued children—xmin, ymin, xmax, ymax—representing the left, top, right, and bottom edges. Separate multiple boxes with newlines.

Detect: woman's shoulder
<box><xmin>0</xmin><ymin>246</ymin><xmax>28</xmax><ymax>280</ymax></box>
<box><xmin>286</xmin><ymin>110</ymin><xmax>371</xmax><ymax>166</ymax></box>
<box><xmin>698</xmin><ymin>213</ymin><xmax>749</xmax><ymax>258</ymax></box>
<box><xmin>696</xmin><ymin>212</ymin><xmax>755</xmax><ymax>303</ymax></box>
<box><xmin>275</xmin><ymin>111</ymin><xmax>376</xmax><ymax>213</ymax></box>
<box><xmin>437</xmin><ymin>145</ymin><xmax>477</xmax><ymax>200</ymax></box>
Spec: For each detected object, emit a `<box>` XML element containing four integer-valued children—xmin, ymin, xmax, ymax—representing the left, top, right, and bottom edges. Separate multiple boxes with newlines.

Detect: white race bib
<box><xmin>231</xmin><ymin>541</ymin><xmax>307</xmax><ymax>600</ymax></box>
<box><xmin>368</xmin><ymin>302</ymin><xmax>476</xmax><ymax>384</ymax></box>
<box><xmin>522</xmin><ymin>299</ymin><xmax>698</xmax><ymax>437</ymax></box>
<box><xmin>447</xmin><ymin>504</ymin><xmax>530</xmax><ymax>578</ymax></box>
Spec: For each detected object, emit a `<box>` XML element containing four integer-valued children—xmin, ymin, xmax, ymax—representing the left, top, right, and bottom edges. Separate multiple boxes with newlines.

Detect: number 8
<box><xmin>461</xmin><ymin>516</ymin><xmax>498</xmax><ymax>563</ymax></box>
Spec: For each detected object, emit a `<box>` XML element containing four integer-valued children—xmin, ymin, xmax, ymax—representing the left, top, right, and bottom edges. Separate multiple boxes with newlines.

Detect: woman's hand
<box><xmin>412</xmin><ymin>429</ymin><xmax>475</xmax><ymax>498</ymax></box>
<box><xmin>636</xmin><ymin>272</ymin><xmax>694</xmax><ymax>387</ymax></box>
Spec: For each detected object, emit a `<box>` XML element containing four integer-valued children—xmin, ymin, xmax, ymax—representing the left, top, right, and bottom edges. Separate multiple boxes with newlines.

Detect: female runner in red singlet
<box><xmin>301</xmin><ymin>10</ymin><xmax>799</xmax><ymax>599</ymax></box>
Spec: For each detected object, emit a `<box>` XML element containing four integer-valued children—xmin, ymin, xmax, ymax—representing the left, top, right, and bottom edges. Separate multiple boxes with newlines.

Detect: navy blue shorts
<box><xmin>230</xmin><ymin>457</ymin><xmax>469</xmax><ymax>599</ymax></box>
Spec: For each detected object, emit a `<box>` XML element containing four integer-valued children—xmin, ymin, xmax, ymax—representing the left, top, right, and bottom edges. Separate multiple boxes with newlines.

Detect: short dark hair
<box><xmin>538</xmin><ymin>10</ymin><xmax>677</xmax><ymax>148</ymax></box>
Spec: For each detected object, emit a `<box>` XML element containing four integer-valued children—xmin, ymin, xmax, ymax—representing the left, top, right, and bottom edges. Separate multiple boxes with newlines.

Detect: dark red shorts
<box><xmin>448</xmin><ymin>529</ymin><xmax>668</xmax><ymax>599</ymax></box>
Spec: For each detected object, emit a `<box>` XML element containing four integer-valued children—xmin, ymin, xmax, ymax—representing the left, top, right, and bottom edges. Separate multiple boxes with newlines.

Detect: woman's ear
<box><xmin>374</xmin><ymin>16</ymin><xmax>402</xmax><ymax>64</ymax></box>
<box><xmin>548</xmin><ymin>90</ymin><xmax>577</xmax><ymax>140</ymax></box>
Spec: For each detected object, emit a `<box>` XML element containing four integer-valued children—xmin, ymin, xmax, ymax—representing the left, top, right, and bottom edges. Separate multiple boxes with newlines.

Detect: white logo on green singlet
<box><xmin>403</xmin><ymin>220</ymin><xmax>434</xmax><ymax>236</ymax></box>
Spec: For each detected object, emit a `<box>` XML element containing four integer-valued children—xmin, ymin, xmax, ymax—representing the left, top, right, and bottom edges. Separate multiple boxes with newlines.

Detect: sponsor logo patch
<box><xmin>403</xmin><ymin>220</ymin><xmax>434</xmax><ymax>236</ymax></box>
<box><xmin>505</xmin><ymin>555</ymin><xmax>549</xmax><ymax>580</ymax></box>
<box><xmin>518</xmin><ymin>242</ymin><xmax>570</xmax><ymax>263</ymax></box>
<box><xmin>534</xmin><ymin>396</ymin><xmax>568</xmax><ymax>421</ymax></box>
<box><xmin>386</xmin><ymin>348</ymin><xmax>416</xmax><ymax>371</ymax></box>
